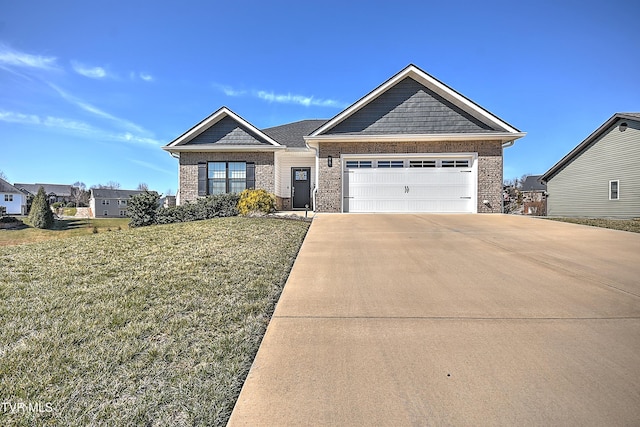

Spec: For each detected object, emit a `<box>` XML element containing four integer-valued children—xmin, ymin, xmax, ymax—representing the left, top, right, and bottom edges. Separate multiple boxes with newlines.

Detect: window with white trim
<box><xmin>4</xmin><ymin>194</ymin><xmax>13</xmax><ymax>202</ymax></box>
<box><xmin>119</xmin><ymin>200</ymin><xmax>127</xmax><ymax>206</ymax></box>
<box><xmin>207</xmin><ymin>161</ymin><xmax>251</xmax><ymax>194</ymax></box>
<box><xmin>345</xmin><ymin>160</ymin><xmax>373</xmax><ymax>168</ymax></box>
<box><xmin>377</xmin><ymin>160</ymin><xmax>404</xmax><ymax>168</ymax></box>
<box><xmin>102</xmin><ymin>199</ymin><xmax>110</xmax><ymax>205</ymax></box>
<box><xmin>103</xmin><ymin>210</ymin><xmax>108</xmax><ymax>216</ymax></box>
<box><xmin>609</xmin><ymin>180</ymin><xmax>619</xmax><ymax>200</ymax></box>
<box><xmin>119</xmin><ymin>210</ymin><xmax>126</xmax><ymax>216</ymax></box>
<box><xmin>441</xmin><ymin>159</ymin><xmax>470</xmax><ymax>168</ymax></box>
<box><xmin>409</xmin><ymin>160</ymin><xmax>436</xmax><ymax>168</ymax></box>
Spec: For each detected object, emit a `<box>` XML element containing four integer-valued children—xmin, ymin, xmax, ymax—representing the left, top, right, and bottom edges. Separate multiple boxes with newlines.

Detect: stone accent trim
<box><xmin>178</xmin><ymin>152</ymin><xmax>274</xmax><ymax>204</ymax></box>
<box><xmin>316</xmin><ymin>140</ymin><xmax>503</xmax><ymax>213</ymax></box>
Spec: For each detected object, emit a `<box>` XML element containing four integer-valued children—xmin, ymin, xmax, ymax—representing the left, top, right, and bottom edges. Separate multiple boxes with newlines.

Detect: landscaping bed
<box><xmin>544</xmin><ymin>217</ymin><xmax>640</xmax><ymax>233</ymax></box>
<box><xmin>0</xmin><ymin>217</ymin><xmax>310</xmax><ymax>426</ymax></box>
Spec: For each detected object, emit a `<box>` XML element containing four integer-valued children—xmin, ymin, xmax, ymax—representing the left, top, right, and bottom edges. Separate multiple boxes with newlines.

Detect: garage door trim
<box><xmin>341</xmin><ymin>152</ymin><xmax>478</xmax><ymax>213</ymax></box>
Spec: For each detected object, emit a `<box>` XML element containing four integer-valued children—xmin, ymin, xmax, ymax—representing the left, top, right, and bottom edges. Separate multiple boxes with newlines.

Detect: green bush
<box><xmin>52</xmin><ymin>202</ymin><xmax>63</xmax><ymax>209</ymax></box>
<box><xmin>156</xmin><ymin>194</ymin><xmax>239</xmax><ymax>225</ymax></box>
<box><xmin>237</xmin><ymin>189</ymin><xmax>275</xmax><ymax>216</ymax></box>
<box><xmin>28</xmin><ymin>186</ymin><xmax>54</xmax><ymax>229</ymax></box>
<box><xmin>128</xmin><ymin>191</ymin><xmax>160</xmax><ymax>228</ymax></box>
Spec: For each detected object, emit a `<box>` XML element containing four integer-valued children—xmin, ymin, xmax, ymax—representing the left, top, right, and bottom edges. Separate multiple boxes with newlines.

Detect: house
<box><xmin>163</xmin><ymin>64</ymin><xmax>525</xmax><ymax>213</ymax></box>
<box><xmin>159</xmin><ymin>195</ymin><xmax>176</xmax><ymax>208</ymax></box>
<box><xmin>541</xmin><ymin>113</ymin><xmax>640</xmax><ymax>218</ymax></box>
<box><xmin>0</xmin><ymin>178</ymin><xmax>27</xmax><ymax>215</ymax></box>
<box><xmin>521</xmin><ymin>175</ymin><xmax>547</xmax><ymax>216</ymax></box>
<box><xmin>89</xmin><ymin>189</ymin><xmax>145</xmax><ymax>218</ymax></box>
<box><xmin>14</xmin><ymin>183</ymin><xmax>73</xmax><ymax>205</ymax></box>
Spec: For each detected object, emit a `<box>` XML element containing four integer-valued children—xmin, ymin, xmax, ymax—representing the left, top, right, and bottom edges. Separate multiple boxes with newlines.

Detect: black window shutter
<box><xmin>198</xmin><ymin>162</ymin><xmax>207</xmax><ymax>196</ymax></box>
<box><xmin>246</xmin><ymin>162</ymin><xmax>255</xmax><ymax>189</ymax></box>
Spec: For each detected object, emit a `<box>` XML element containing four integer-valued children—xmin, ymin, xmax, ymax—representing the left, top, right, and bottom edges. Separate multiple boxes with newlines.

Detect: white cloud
<box><xmin>47</xmin><ymin>83</ymin><xmax>149</xmax><ymax>134</ymax></box>
<box><xmin>214</xmin><ymin>83</ymin><xmax>346</xmax><ymax>108</ymax></box>
<box><xmin>71</xmin><ymin>61</ymin><xmax>110</xmax><ymax>79</ymax></box>
<box><xmin>256</xmin><ymin>91</ymin><xmax>346</xmax><ymax>108</ymax></box>
<box><xmin>139</xmin><ymin>72</ymin><xmax>153</xmax><ymax>82</ymax></box>
<box><xmin>0</xmin><ymin>44</ymin><xmax>57</xmax><ymax>70</ymax></box>
<box><xmin>0</xmin><ymin>108</ymin><xmax>160</xmax><ymax>146</ymax></box>
<box><xmin>213</xmin><ymin>83</ymin><xmax>246</xmax><ymax>97</ymax></box>
<box><xmin>128</xmin><ymin>158</ymin><xmax>174</xmax><ymax>175</ymax></box>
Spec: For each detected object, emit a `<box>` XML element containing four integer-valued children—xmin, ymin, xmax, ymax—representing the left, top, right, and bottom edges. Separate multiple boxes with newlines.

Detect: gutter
<box><xmin>501</xmin><ymin>140</ymin><xmax>515</xmax><ymax>148</ymax></box>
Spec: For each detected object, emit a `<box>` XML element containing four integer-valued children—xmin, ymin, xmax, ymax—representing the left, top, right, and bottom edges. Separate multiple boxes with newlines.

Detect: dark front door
<box><xmin>292</xmin><ymin>167</ymin><xmax>311</xmax><ymax>210</ymax></box>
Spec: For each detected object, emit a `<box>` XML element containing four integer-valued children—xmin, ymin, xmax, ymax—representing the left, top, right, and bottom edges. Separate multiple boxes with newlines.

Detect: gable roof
<box><xmin>0</xmin><ymin>178</ymin><xmax>22</xmax><ymax>195</ymax></box>
<box><xmin>308</xmin><ymin>64</ymin><xmax>524</xmax><ymax>143</ymax></box>
<box><xmin>90</xmin><ymin>188</ymin><xmax>147</xmax><ymax>199</ymax></box>
<box><xmin>540</xmin><ymin>112</ymin><xmax>640</xmax><ymax>183</ymax></box>
<box><xmin>521</xmin><ymin>175</ymin><xmax>546</xmax><ymax>192</ymax></box>
<box><xmin>14</xmin><ymin>183</ymin><xmax>72</xmax><ymax>197</ymax></box>
<box><xmin>163</xmin><ymin>107</ymin><xmax>283</xmax><ymax>152</ymax></box>
<box><xmin>262</xmin><ymin>119</ymin><xmax>328</xmax><ymax>148</ymax></box>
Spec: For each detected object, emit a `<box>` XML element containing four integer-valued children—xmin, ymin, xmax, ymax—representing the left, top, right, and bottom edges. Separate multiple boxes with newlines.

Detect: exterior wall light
<box><xmin>619</xmin><ymin>122</ymin><xmax>628</xmax><ymax>132</ymax></box>
<box><xmin>328</xmin><ymin>155</ymin><xmax>333</xmax><ymax>167</ymax></box>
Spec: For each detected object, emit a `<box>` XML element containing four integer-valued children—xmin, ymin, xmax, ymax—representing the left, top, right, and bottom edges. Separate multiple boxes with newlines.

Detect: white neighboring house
<box><xmin>0</xmin><ymin>178</ymin><xmax>27</xmax><ymax>215</ymax></box>
<box><xmin>89</xmin><ymin>188</ymin><xmax>145</xmax><ymax>218</ymax></box>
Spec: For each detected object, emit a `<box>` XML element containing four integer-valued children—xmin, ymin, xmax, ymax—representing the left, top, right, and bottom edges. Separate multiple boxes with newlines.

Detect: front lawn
<box><xmin>0</xmin><ymin>217</ymin><xmax>310</xmax><ymax>426</ymax></box>
<box><xmin>0</xmin><ymin>218</ymin><xmax>131</xmax><ymax>246</ymax></box>
<box><xmin>544</xmin><ymin>217</ymin><xmax>640</xmax><ymax>233</ymax></box>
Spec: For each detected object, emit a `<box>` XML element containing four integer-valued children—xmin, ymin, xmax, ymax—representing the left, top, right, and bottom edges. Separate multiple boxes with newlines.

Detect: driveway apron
<box><xmin>228</xmin><ymin>214</ymin><xmax>640</xmax><ymax>426</ymax></box>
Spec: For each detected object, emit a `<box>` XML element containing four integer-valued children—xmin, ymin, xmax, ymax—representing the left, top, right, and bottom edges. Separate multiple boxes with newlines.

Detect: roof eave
<box><xmin>304</xmin><ymin>132</ymin><xmax>526</xmax><ymax>144</ymax></box>
<box><xmin>163</xmin><ymin>145</ymin><xmax>286</xmax><ymax>153</ymax></box>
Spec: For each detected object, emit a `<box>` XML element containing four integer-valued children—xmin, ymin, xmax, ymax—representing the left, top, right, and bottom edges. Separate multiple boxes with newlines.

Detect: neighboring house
<box><xmin>521</xmin><ymin>175</ymin><xmax>547</xmax><ymax>216</ymax></box>
<box><xmin>541</xmin><ymin>113</ymin><xmax>640</xmax><ymax>218</ymax></box>
<box><xmin>0</xmin><ymin>178</ymin><xmax>27</xmax><ymax>215</ymax></box>
<box><xmin>89</xmin><ymin>189</ymin><xmax>145</xmax><ymax>218</ymax></box>
<box><xmin>14</xmin><ymin>183</ymin><xmax>73</xmax><ymax>205</ymax></box>
<box><xmin>159</xmin><ymin>195</ymin><xmax>176</xmax><ymax>208</ymax></box>
<box><xmin>163</xmin><ymin>64</ymin><xmax>525</xmax><ymax>213</ymax></box>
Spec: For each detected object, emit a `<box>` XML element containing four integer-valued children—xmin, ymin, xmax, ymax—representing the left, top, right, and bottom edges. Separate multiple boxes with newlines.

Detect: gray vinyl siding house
<box><xmin>164</xmin><ymin>65</ymin><xmax>525</xmax><ymax>213</ymax></box>
<box><xmin>89</xmin><ymin>189</ymin><xmax>145</xmax><ymax>218</ymax></box>
<box><xmin>541</xmin><ymin>113</ymin><xmax>640</xmax><ymax>218</ymax></box>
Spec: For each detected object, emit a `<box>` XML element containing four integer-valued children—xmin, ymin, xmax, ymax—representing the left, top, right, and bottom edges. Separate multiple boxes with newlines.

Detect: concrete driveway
<box><xmin>229</xmin><ymin>214</ymin><xmax>640</xmax><ymax>426</ymax></box>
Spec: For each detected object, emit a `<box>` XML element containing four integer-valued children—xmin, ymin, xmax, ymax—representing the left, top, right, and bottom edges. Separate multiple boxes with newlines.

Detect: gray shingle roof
<box><xmin>91</xmin><ymin>189</ymin><xmax>147</xmax><ymax>199</ymax></box>
<box><xmin>262</xmin><ymin>119</ymin><xmax>328</xmax><ymax>148</ymax></box>
<box><xmin>521</xmin><ymin>175</ymin><xmax>546</xmax><ymax>192</ymax></box>
<box><xmin>14</xmin><ymin>183</ymin><xmax>72</xmax><ymax>197</ymax></box>
<box><xmin>0</xmin><ymin>178</ymin><xmax>22</xmax><ymax>194</ymax></box>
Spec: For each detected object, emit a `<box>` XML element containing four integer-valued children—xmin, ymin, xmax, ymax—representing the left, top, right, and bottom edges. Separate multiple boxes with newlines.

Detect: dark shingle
<box><xmin>262</xmin><ymin>119</ymin><xmax>328</xmax><ymax>148</ymax></box>
<box><xmin>521</xmin><ymin>175</ymin><xmax>546</xmax><ymax>192</ymax></box>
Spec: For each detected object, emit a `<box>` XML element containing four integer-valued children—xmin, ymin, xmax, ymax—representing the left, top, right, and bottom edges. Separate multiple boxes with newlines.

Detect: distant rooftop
<box><xmin>521</xmin><ymin>175</ymin><xmax>546</xmax><ymax>192</ymax></box>
<box><xmin>14</xmin><ymin>183</ymin><xmax>72</xmax><ymax>197</ymax></box>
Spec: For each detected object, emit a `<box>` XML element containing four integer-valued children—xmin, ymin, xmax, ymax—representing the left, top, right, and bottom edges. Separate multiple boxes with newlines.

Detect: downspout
<box><xmin>305</xmin><ymin>139</ymin><xmax>319</xmax><ymax>211</ymax></box>
<box><xmin>500</xmin><ymin>140</ymin><xmax>515</xmax><ymax>213</ymax></box>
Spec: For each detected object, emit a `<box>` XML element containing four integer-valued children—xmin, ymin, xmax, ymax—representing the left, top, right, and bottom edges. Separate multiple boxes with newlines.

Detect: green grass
<box><xmin>544</xmin><ymin>217</ymin><xmax>640</xmax><ymax>233</ymax></box>
<box><xmin>0</xmin><ymin>218</ymin><xmax>131</xmax><ymax>246</ymax></box>
<box><xmin>0</xmin><ymin>217</ymin><xmax>310</xmax><ymax>426</ymax></box>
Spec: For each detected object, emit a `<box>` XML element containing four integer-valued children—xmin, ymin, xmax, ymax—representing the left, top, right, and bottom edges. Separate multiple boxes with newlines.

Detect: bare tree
<box><xmin>92</xmin><ymin>181</ymin><xmax>121</xmax><ymax>190</ymax></box>
<box><xmin>71</xmin><ymin>181</ymin><xmax>90</xmax><ymax>207</ymax></box>
<box><xmin>137</xmin><ymin>182</ymin><xmax>149</xmax><ymax>191</ymax></box>
<box><xmin>165</xmin><ymin>189</ymin><xmax>174</xmax><ymax>196</ymax></box>
<box><xmin>0</xmin><ymin>170</ymin><xmax>8</xmax><ymax>181</ymax></box>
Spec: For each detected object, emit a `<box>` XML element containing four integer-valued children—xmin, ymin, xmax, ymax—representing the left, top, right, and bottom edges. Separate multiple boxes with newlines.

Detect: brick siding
<box><xmin>316</xmin><ymin>140</ymin><xmax>504</xmax><ymax>213</ymax></box>
<box><xmin>178</xmin><ymin>152</ymin><xmax>274</xmax><ymax>204</ymax></box>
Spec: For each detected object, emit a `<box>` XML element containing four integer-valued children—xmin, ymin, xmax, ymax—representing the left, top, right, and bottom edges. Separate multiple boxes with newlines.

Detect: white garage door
<box><xmin>343</xmin><ymin>157</ymin><xmax>476</xmax><ymax>213</ymax></box>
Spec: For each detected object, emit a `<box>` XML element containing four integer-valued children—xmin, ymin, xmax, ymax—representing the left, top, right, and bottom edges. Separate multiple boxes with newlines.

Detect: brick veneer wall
<box><xmin>178</xmin><ymin>152</ymin><xmax>274</xmax><ymax>204</ymax></box>
<box><xmin>316</xmin><ymin>140</ymin><xmax>503</xmax><ymax>213</ymax></box>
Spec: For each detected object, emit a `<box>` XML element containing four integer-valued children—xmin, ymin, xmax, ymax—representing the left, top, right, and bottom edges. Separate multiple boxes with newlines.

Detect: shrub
<box><xmin>52</xmin><ymin>202</ymin><xmax>63</xmax><ymax>209</ymax></box>
<box><xmin>28</xmin><ymin>186</ymin><xmax>54</xmax><ymax>229</ymax></box>
<box><xmin>237</xmin><ymin>189</ymin><xmax>275</xmax><ymax>216</ymax></box>
<box><xmin>156</xmin><ymin>194</ymin><xmax>239</xmax><ymax>225</ymax></box>
<box><xmin>128</xmin><ymin>191</ymin><xmax>160</xmax><ymax>228</ymax></box>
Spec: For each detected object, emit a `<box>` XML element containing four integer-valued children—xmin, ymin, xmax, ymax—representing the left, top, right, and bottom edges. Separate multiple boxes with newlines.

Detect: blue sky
<box><xmin>1</xmin><ymin>0</ymin><xmax>638</xmax><ymax>194</ymax></box>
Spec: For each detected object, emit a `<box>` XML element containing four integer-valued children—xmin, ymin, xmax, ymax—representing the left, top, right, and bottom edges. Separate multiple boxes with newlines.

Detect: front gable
<box><xmin>164</xmin><ymin>107</ymin><xmax>281</xmax><ymax>152</ymax></box>
<box><xmin>310</xmin><ymin>64</ymin><xmax>523</xmax><ymax>142</ymax></box>
<box><xmin>323</xmin><ymin>77</ymin><xmax>496</xmax><ymax>135</ymax></box>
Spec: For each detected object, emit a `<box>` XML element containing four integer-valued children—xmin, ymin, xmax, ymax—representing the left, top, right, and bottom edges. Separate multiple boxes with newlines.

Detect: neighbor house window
<box><xmin>205</xmin><ymin>161</ymin><xmax>254</xmax><ymax>195</ymax></box>
<box><xmin>102</xmin><ymin>200</ymin><xmax>110</xmax><ymax>205</ymax></box>
<box><xmin>4</xmin><ymin>194</ymin><xmax>13</xmax><ymax>202</ymax></box>
<box><xmin>609</xmin><ymin>180</ymin><xmax>619</xmax><ymax>200</ymax></box>
<box><xmin>119</xmin><ymin>210</ymin><xmax>126</xmax><ymax>216</ymax></box>
<box><xmin>119</xmin><ymin>200</ymin><xmax>127</xmax><ymax>206</ymax></box>
<box><xmin>103</xmin><ymin>210</ymin><xmax>108</xmax><ymax>216</ymax></box>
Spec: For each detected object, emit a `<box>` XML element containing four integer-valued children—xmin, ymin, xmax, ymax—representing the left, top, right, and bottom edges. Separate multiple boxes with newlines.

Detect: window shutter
<box><xmin>198</xmin><ymin>162</ymin><xmax>207</xmax><ymax>196</ymax></box>
<box><xmin>246</xmin><ymin>162</ymin><xmax>255</xmax><ymax>189</ymax></box>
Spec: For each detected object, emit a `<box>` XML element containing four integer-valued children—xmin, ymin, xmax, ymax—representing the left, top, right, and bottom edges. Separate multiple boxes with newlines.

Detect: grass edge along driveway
<box><xmin>0</xmin><ymin>217</ymin><xmax>310</xmax><ymax>426</ymax></box>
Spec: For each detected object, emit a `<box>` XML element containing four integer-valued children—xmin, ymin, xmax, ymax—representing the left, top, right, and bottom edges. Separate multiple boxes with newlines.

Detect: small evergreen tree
<box><xmin>128</xmin><ymin>191</ymin><xmax>160</xmax><ymax>228</ymax></box>
<box><xmin>29</xmin><ymin>186</ymin><xmax>54</xmax><ymax>229</ymax></box>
